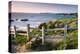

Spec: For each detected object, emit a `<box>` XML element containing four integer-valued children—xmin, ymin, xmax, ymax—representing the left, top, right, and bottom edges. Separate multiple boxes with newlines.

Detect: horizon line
<box><xmin>9</xmin><ymin>12</ymin><xmax>78</xmax><ymax>14</ymax></box>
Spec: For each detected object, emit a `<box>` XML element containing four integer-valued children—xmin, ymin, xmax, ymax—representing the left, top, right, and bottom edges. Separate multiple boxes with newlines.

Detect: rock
<box><xmin>21</xmin><ymin>19</ymin><xmax>29</xmax><ymax>21</ymax></box>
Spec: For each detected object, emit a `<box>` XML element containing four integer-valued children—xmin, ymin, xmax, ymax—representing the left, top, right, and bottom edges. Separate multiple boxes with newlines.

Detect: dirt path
<box><xmin>11</xmin><ymin>38</ymin><xmax>37</xmax><ymax>53</ymax></box>
<box><xmin>45</xmin><ymin>35</ymin><xmax>64</xmax><ymax>44</ymax></box>
<box><xmin>12</xmin><ymin>44</ymin><xmax>32</xmax><ymax>53</ymax></box>
<box><xmin>16</xmin><ymin>44</ymin><xmax>31</xmax><ymax>52</ymax></box>
<box><xmin>11</xmin><ymin>35</ymin><xmax>64</xmax><ymax>52</ymax></box>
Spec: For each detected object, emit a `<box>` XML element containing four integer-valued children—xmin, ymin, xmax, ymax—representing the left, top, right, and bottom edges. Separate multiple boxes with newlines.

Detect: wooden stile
<box><xmin>42</xmin><ymin>26</ymin><xmax>45</xmax><ymax>45</ymax></box>
<box><xmin>14</xmin><ymin>25</ymin><xmax>16</xmax><ymax>38</ymax></box>
<box><xmin>27</xmin><ymin>24</ymin><xmax>30</xmax><ymax>41</ymax></box>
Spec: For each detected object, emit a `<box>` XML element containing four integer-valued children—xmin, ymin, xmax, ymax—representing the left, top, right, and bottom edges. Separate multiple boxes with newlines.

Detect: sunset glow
<box><xmin>11</xmin><ymin>1</ymin><xmax>78</xmax><ymax>13</ymax></box>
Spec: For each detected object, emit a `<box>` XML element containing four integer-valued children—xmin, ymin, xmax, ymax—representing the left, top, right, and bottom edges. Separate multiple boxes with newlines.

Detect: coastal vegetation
<box><xmin>30</xmin><ymin>18</ymin><xmax>78</xmax><ymax>50</ymax></box>
<box><xmin>11</xmin><ymin>17</ymin><xmax>78</xmax><ymax>52</ymax></box>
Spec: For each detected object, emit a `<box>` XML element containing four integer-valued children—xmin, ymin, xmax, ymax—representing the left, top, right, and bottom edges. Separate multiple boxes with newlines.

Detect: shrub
<box><xmin>12</xmin><ymin>35</ymin><xmax>28</xmax><ymax>45</ymax></box>
<box><xmin>56</xmin><ymin>41</ymin><xmax>65</xmax><ymax>50</ymax></box>
<box><xmin>31</xmin><ymin>39</ymin><xmax>54</xmax><ymax>51</ymax></box>
<box><xmin>66</xmin><ymin>30</ymin><xmax>78</xmax><ymax>49</ymax></box>
<box><xmin>31</xmin><ymin>29</ymin><xmax>42</xmax><ymax>37</ymax></box>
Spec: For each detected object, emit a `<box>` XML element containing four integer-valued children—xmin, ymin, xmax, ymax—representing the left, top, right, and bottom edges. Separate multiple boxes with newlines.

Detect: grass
<box><xmin>11</xmin><ymin>18</ymin><xmax>78</xmax><ymax>51</ymax></box>
<box><xmin>11</xmin><ymin>35</ymin><xmax>28</xmax><ymax>45</ymax></box>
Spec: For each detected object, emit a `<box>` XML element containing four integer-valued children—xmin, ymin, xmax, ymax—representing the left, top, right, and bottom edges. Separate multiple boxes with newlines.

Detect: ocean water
<box><xmin>10</xmin><ymin>13</ymin><xmax>75</xmax><ymax>28</ymax></box>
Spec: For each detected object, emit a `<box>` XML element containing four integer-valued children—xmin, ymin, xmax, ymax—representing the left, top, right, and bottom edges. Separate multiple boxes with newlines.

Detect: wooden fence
<box><xmin>9</xmin><ymin>24</ymin><xmax>71</xmax><ymax>50</ymax></box>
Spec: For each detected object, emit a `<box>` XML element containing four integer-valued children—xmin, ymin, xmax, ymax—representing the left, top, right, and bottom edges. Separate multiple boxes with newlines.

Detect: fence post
<box><xmin>27</xmin><ymin>24</ymin><xmax>30</xmax><ymax>41</ymax></box>
<box><xmin>14</xmin><ymin>25</ymin><xmax>16</xmax><ymax>38</ymax></box>
<box><xmin>42</xmin><ymin>26</ymin><xmax>45</xmax><ymax>45</ymax></box>
<box><xmin>64</xmin><ymin>25</ymin><xmax>67</xmax><ymax>49</ymax></box>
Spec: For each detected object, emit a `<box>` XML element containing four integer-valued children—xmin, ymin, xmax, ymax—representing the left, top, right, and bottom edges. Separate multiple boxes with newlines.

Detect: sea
<box><xmin>10</xmin><ymin>13</ymin><xmax>76</xmax><ymax>28</ymax></box>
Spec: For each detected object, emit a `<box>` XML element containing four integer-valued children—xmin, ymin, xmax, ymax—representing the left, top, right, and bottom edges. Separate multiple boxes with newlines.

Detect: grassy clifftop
<box><xmin>38</xmin><ymin>18</ymin><xmax>77</xmax><ymax>29</ymax></box>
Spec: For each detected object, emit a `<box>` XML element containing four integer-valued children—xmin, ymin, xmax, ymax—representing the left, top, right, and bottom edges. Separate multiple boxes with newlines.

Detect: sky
<box><xmin>10</xmin><ymin>1</ymin><xmax>78</xmax><ymax>13</ymax></box>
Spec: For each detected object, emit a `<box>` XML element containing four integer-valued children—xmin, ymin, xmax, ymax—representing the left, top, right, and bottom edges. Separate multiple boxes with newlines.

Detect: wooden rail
<box><xmin>9</xmin><ymin>24</ymin><xmax>77</xmax><ymax>49</ymax></box>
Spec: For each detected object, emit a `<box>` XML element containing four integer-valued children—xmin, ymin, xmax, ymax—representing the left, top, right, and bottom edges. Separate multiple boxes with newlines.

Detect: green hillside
<box><xmin>38</xmin><ymin>18</ymin><xmax>77</xmax><ymax>29</ymax></box>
